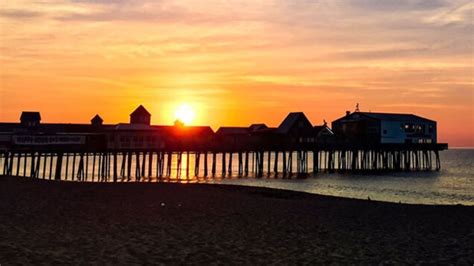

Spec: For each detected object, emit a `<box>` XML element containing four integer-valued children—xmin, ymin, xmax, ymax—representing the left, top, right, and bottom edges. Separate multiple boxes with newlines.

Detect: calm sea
<box><xmin>3</xmin><ymin>149</ymin><xmax>473</xmax><ymax>205</ymax></box>
<box><xmin>211</xmin><ymin>149</ymin><xmax>474</xmax><ymax>205</ymax></box>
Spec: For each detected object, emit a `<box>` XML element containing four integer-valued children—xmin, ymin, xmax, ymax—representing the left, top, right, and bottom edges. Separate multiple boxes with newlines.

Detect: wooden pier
<box><xmin>0</xmin><ymin>143</ymin><xmax>447</xmax><ymax>182</ymax></box>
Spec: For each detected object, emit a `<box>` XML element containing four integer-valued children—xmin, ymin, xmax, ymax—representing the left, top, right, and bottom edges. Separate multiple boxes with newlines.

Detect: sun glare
<box><xmin>174</xmin><ymin>104</ymin><xmax>195</xmax><ymax>125</ymax></box>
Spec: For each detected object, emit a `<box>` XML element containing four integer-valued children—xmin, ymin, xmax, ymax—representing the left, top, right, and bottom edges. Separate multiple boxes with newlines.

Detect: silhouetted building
<box><xmin>276</xmin><ymin>112</ymin><xmax>314</xmax><ymax>144</ymax></box>
<box><xmin>130</xmin><ymin>105</ymin><xmax>151</xmax><ymax>125</ymax></box>
<box><xmin>313</xmin><ymin>123</ymin><xmax>334</xmax><ymax>143</ymax></box>
<box><xmin>20</xmin><ymin>111</ymin><xmax>41</xmax><ymax>128</ymax></box>
<box><xmin>332</xmin><ymin>111</ymin><xmax>437</xmax><ymax>144</ymax></box>
<box><xmin>91</xmin><ymin>114</ymin><xmax>103</xmax><ymax>127</ymax></box>
<box><xmin>216</xmin><ymin>127</ymin><xmax>250</xmax><ymax>146</ymax></box>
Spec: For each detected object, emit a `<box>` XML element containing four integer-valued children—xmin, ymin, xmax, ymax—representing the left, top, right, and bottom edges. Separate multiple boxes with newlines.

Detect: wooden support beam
<box><xmin>186</xmin><ymin>152</ymin><xmax>190</xmax><ymax>178</ymax></box>
<box><xmin>222</xmin><ymin>152</ymin><xmax>226</xmax><ymax>176</ymax></box>
<box><xmin>244</xmin><ymin>152</ymin><xmax>249</xmax><ymax>177</ymax></box>
<box><xmin>55</xmin><ymin>153</ymin><xmax>63</xmax><ymax>181</ymax></box>
<box><xmin>204</xmin><ymin>152</ymin><xmax>208</xmax><ymax>177</ymax></box>
<box><xmin>113</xmin><ymin>152</ymin><xmax>118</xmax><ymax>182</ymax></box>
<box><xmin>49</xmin><ymin>153</ymin><xmax>54</xmax><ymax>180</ymax></box>
<box><xmin>212</xmin><ymin>152</ymin><xmax>216</xmax><ymax>177</ymax></box>
<box><xmin>16</xmin><ymin>152</ymin><xmax>21</xmax><ymax>176</ymax></box>
<box><xmin>228</xmin><ymin>152</ymin><xmax>233</xmax><ymax>176</ymax></box>
<box><xmin>313</xmin><ymin>150</ymin><xmax>318</xmax><ymax>174</ymax></box>
<box><xmin>274</xmin><ymin>151</ymin><xmax>279</xmax><ymax>175</ymax></box>
<box><xmin>148</xmin><ymin>152</ymin><xmax>153</xmax><ymax>178</ymax></box>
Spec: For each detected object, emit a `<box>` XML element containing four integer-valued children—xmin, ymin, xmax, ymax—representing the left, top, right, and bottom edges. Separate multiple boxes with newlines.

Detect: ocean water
<box><xmin>212</xmin><ymin>149</ymin><xmax>474</xmax><ymax>205</ymax></box>
<box><xmin>2</xmin><ymin>149</ymin><xmax>473</xmax><ymax>205</ymax></box>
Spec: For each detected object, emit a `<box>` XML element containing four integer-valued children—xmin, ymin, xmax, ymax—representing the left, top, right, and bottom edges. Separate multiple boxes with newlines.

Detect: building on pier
<box><xmin>276</xmin><ymin>112</ymin><xmax>315</xmax><ymax>145</ymax></box>
<box><xmin>130</xmin><ymin>105</ymin><xmax>151</xmax><ymax>125</ymax></box>
<box><xmin>0</xmin><ymin>106</ymin><xmax>443</xmax><ymax>154</ymax></box>
<box><xmin>20</xmin><ymin>111</ymin><xmax>41</xmax><ymax>128</ymax></box>
<box><xmin>313</xmin><ymin>122</ymin><xmax>334</xmax><ymax>143</ymax></box>
<box><xmin>332</xmin><ymin>111</ymin><xmax>437</xmax><ymax>144</ymax></box>
<box><xmin>0</xmin><ymin>106</ymin><xmax>449</xmax><ymax>179</ymax></box>
<box><xmin>216</xmin><ymin>127</ymin><xmax>251</xmax><ymax>148</ymax></box>
<box><xmin>91</xmin><ymin>114</ymin><xmax>103</xmax><ymax>127</ymax></box>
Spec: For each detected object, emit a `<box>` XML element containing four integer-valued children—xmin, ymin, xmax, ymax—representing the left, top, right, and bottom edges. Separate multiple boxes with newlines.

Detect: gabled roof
<box><xmin>216</xmin><ymin>127</ymin><xmax>249</xmax><ymax>135</ymax></box>
<box><xmin>20</xmin><ymin>112</ymin><xmax>41</xmax><ymax>122</ymax></box>
<box><xmin>314</xmin><ymin>125</ymin><xmax>334</xmax><ymax>135</ymax></box>
<box><xmin>276</xmin><ymin>112</ymin><xmax>312</xmax><ymax>134</ymax></box>
<box><xmin>91</xmin><ymin>114</ymin><xmax>103</xmax><ymax>123</ymax></box>
<box><xmin>130</xmin><ymin>105</ymin><xmax>151</xmax><ymax>117</ymax></box>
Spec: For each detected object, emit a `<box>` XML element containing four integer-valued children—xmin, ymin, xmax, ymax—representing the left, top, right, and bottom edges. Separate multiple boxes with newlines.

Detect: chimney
<box><xmin>346</xmin><ymin>111</ymin><xmax>351</xmax><ymax>117</ymax></box>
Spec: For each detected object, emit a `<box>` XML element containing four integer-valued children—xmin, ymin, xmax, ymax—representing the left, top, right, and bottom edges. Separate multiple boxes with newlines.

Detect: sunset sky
<box><xmin>1</xmin><ymin>0</ymin><xmax>473</xmax><ymax>146</ymax></box>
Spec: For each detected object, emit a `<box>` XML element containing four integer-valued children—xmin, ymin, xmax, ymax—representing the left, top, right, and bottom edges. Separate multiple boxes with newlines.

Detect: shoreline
<box><xmin>2</xmin><ymin>174</ymin><xmax>471</xmax><ymax>207</ymax></box>
<box><xmin>1</xmin><ymin>176</ymin><xmax>473</xmax><ymax>264</ymax></box>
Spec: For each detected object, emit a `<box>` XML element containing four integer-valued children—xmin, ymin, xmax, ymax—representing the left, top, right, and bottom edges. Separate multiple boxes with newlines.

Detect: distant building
<box><xmin>332</xmin><ymin>111</ymin><xmax>437</xmax><ymax>144</ymax></box>
<box><xmin>216</xmin><ymin>127</ymin><xmax>250</xmax><ymax>146</ymax></box>
<box><xmin>313</xmin><ymin>123</ymin><xmax>334</xmax><ymax>143</ymax></box>
<box><xmin>276</xmin><ymin>112</ymin><xmax>314</xmax><ymax>144</ymax></box>
<box><xmin>20</xmin><ymin>111</ymin><xmax>41</xmax><ymax>128</ymax></box>
<box><xmin>91</xmin><ymin>114</ymin><xmax>103</xmax><ymax>127</ymax></box>
<box><xmin>130</xmin><ymin>105</ymin><xmax>151</xmax><ymax>125</ymax></box>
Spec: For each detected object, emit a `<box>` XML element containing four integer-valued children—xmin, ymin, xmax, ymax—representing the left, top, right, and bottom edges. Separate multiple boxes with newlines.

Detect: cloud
<box><xmin>0</xmin><ymin>9</ymin><xmax>43</xmax><ymax>19</ymax></box>
<box><xmin>424</xmin><ymin>1</ymin><xmax>474</xmax><ymax>25</ymax></box>
<box><xmin>347</xmin><ymin>0</ymin><xmax>448</xmax><ymax>11</ymax></box>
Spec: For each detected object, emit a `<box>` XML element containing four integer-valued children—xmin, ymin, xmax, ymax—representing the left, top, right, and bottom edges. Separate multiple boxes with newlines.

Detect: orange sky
<box><xmin>1</xmin><ymin>0</ymin><xmax>473</xmax><ymax>146</ymax></box>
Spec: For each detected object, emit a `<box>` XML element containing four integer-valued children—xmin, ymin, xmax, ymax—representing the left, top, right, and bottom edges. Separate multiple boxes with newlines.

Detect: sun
<box><xmin>174</xmin><ymin>104</ymin><xmax>196</xmax><ymax>125</ymax></box>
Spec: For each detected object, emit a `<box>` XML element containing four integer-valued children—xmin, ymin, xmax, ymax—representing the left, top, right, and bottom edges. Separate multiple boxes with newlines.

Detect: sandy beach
<box><xmin>0</xmin><ymin>176</ymin><xmax>473</xmax><ymax>264</ymax></box>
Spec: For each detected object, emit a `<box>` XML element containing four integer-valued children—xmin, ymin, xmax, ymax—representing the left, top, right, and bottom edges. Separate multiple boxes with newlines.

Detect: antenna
<box><xmin>355</xmin><ymin>103</ymin><xmax>360</xmax><ymax>112</ymax></box>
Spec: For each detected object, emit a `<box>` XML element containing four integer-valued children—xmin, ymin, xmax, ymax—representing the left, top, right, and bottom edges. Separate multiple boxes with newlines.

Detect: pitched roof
<box><xmin>276</xmin><ymin>112</ymin><xmax>312</xmax><ymax>134</ymax></box>
<box><xmin>20</xmin><ymin>112</ymin><xmax>41</xmax><ymax>122</ymax></box>
<box><xmin>91</xmin><ymin>114</ymin><xmax>103</xmax><ymax>123</ymax></box>
<box><xmin>130</xmin><ymin>105</ymin><xmax>151</xmax><ymax>117</ymax></box>
<box><xmin>216</xmin><ymin>127</ymin><xmax>249</xmax><ymax>135</ymax></box>
<box><xmin>314</xmin><ymin>125</ymin><xmax>334</xmax><ymax>135</ymax></box>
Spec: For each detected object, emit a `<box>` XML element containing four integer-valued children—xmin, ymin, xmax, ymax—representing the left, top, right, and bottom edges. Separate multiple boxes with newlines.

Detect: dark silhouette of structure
<box><xmin>0</xmin><ymin>105</ymin><xmax>447</xmax><ymax>181</ymax></box>
<box><xmin>91</xmin><ymin>115</ymin><xmax>103</xmax><ymax>127</ymax></box>
<box><xmin>332</xmin><ymin>111</ymin><xmax>437</xmax><ymax>144</ymax></box>
<box><xmin>20</xmin><ymin>112</ymin><xmax>41</xmax><ymax>128</ymax></box>
<box><xmin>130</xmin><ymin>105</ymin><xmax>151</xmax><ymax>125</ymax></box>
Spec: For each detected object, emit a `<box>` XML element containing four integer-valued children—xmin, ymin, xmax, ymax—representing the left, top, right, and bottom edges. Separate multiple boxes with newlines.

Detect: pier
<box><xmin>0</xmin><ymin>107</ymin><xmax>448</xmax><ymax>181</ymax></box>
<box><xmin>0</xmin><ymin>143</ymin><xmax>447</xmax><ymax>182</ymax></box>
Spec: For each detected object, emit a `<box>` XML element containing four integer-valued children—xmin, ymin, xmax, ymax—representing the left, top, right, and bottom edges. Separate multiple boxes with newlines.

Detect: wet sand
<box><xmin>0</xmin><ymin>176</ymin><xmax>473</xmax><ymax>264</ymax></box>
